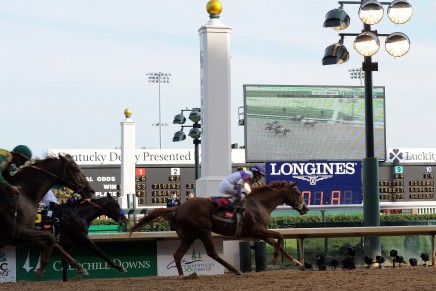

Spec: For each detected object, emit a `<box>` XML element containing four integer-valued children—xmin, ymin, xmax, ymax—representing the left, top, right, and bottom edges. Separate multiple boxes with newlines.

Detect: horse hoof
<box><xmin>35</xmin><ymin>269</ymin><xmax>44</xmax><ymax>278</ymax></box>
<box><xmin>78</xmin><ymin>268</ymin><xmax>89</xmax><ymax>276</ymax></box>
<box><xmin>120</xmin><ymin>267</ymin><xmax>127</xmax><ymax>273</ymax></box>
<box><xmin>235</xmin><ymin>270</ymin><xmax>243</xmax><ymax>276</ymax></box>
<box><xmin>184</xmin><ymin>272</ymin><xmax>199</xmax><ymax>280</ymax></box>
<box><xmin>73</xmin><ymin>275</ymin><xmax>84</xmax><ymax>281</ymax></box>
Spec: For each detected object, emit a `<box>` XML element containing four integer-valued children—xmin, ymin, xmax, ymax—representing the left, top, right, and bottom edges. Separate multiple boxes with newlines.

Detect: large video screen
<box><xmin>244</xmin><ymin>85</ymin><xmax>386</xmax><ymax>162</ymax></box>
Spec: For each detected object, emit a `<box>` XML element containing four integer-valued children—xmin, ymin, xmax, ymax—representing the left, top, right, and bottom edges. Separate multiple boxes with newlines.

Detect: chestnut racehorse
<box><xmin>130</xmin><ymin>180</ymin><xmax>308</xmax><ymax>276</ymax></box>
<box><xmin>0</xmin><ymin>154</ymin><xmax>95</xmax><ymax>277</ymax></box>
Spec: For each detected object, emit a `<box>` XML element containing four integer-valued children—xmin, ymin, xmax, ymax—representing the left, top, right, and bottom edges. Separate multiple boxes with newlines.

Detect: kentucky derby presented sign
<box><xmin>266</xmin><ymin>161</ymin><xmax>362</xmax><ymax>205</ymax></box>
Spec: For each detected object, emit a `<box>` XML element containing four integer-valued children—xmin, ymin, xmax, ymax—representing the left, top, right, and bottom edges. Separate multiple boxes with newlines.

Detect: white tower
<box><xmin>120</xmin><ymin>108</ymin><xmax>136</xmax><ymax>209</ymax></box>
<box><xmin>196</xmin><ymin>0</ymin><xmax>232</xmax><ymax>197</ymax></box>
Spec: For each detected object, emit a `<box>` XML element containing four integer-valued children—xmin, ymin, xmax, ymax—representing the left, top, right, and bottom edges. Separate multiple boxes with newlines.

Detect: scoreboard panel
<box><xmin>82</xmin><ymin>167</ymin><xmax>120</xmax><ymax>197</ymax></box>
<box><xmin>82</xmin><ymin>166</ymin><xmax>196</xmax><ymax>205</ymax></box>
<box><xmin>379</xmin><ymin>163</ymin><xmax>435</xmax><ymax>201</ymax></box>
<box><xmin>81</xmin><ymin>162</ymin><xmax>436</xmax><ymax>206</ymax></box>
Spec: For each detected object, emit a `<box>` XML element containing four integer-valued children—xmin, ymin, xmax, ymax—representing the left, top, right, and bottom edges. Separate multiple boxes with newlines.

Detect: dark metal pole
<box><xmin>362</xmin><ymin>22</ymin><xmax>381</xmax><ymax>258</ymax></box>
<box><xmin>194</xmin><ymin>138</ymin><xmax>201</xmax><ymax>180</ymax></box>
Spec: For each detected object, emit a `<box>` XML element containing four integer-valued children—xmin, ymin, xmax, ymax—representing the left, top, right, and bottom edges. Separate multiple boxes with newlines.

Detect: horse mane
<box><xmin>32</xmin><ymin>154</ymin><xmax>58</xmax><ymax>164</ymax></box>
<box><xmin>251</xmin><ymin>181</ymin><xmax>288</xmax><ymax>194</ymax></box>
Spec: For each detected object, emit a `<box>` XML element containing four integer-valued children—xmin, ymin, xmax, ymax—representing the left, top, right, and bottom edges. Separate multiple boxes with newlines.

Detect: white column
<box><xmin>120</xmin><ymin>109</ymin><xmax>136</xmax><ymax>209</ymax></box>
<box><xmin>196</xmin><ymin>14</ymin><xmax>232</xmax><ymax>198</ymax></box>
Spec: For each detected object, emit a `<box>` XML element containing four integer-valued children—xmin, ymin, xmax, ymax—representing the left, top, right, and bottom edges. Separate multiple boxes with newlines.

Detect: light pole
<box><xmin>147</xmin><ymin>72</ymin><xmax>171</xmax><ymax>149</ymax></box>
<box><xmin>323</xmin><ymin>0</ymin><xmax>413</xmax><ymax>257</ymax></box>
<box><xmin>173</xmin><ymin>108</ymin><xmax>201</xmax><ymax>181</ymax></box>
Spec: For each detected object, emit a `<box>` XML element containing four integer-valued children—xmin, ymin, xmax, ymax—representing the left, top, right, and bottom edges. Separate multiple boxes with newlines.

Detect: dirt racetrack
<box><xmin>2</xmin><ymin>267</ymin><xmax>436</xmax><ymax>291</ymax></box>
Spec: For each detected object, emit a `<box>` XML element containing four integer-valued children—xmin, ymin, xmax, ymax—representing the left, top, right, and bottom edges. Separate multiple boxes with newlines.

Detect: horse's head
<box><xmin>57</xmin><ymin>154</ymin><xmax>95</xmax><ymax>198</ymax></box>
<box><xmin>90</xmin><ymin>193</ymin><xmax>127</xmax><ymax>225</ymax></box>
<box><xmin>283</xmin><ymin>181</ymin><xmax>309</xmax><ymax>215</ymax></box>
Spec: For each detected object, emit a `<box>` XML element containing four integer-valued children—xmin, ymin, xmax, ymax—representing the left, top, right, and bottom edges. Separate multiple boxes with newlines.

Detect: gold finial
<box><xmin>124</xmin><ymin>108</ymin><xmax>132</xmax><ymax>118</ymax></box>
<box><xmin>206</xmin><ymin>0</ymin><xmax>222</xmax><ymax>18</ymax></box>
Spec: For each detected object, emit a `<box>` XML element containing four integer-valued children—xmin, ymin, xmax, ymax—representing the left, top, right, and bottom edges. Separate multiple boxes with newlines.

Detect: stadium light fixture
<box><xmin>322</xmin><ymin>0</ymin><xmax>413</xmax><ymax>258</ymax></box>
<box><xmin>147</xmin><ymin>72</ymin><xmax>171</xmax><ymax>149</ymax></box>
<box><xmin>324</xmin><ymin>5</ymin><xmax>350</xmax><ymax>31</ymax></box>
<box><xmin>172</xmin><ymin>108</ymin><xmax>202</xmax><ymax>180</ymax></box>
<box><xmin>322</xmin><ymin>37</ymin><xmax>349</xmax><ymax>65</ymax></box>
<box><xmin>173</xmin><ymin>113</ymin><xmax>187</xmax><ymax>124</ymax></box>
<box><xmin>353</xmin><ymin>31</ymin><xmax>380</xmax><ymax>56</ymax></box>
<box><xmin>359</xmin><ymin>0</ymin><xmax>384</xmax><ymax>25</ymax></box>
<box><xmin>387</xmin><ymin>0</ymin><xmax>413</xmax><ymax>24</ymax></box>
<box><xmin>385</xmin><ymin>32</ymin><xmax>410</xmax><ymax>57</ymax></box>
<box><xmin>172</xmin><ymin>129</ymin><xmax>186</xmax><ymax>142</ymax></box>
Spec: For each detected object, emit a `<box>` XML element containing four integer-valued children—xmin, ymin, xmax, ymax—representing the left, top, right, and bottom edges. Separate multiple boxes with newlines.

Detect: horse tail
<box><xmin>129</xmin><ymin>207</ymin><xmax>176</xmax><ymax>235</ymax></box>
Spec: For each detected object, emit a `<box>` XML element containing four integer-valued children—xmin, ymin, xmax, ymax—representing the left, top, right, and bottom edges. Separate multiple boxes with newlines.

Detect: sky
<box><xmin>1</xmin><ymin>0</ymin><xmax>435</xmax><ymax>159</ymax></box>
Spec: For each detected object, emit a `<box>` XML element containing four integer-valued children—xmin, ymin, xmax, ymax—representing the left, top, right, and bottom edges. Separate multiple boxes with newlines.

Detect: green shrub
<box><xmin>92</xmin><ymin>213</ymin><xmax>436</xmax><ymax>231</ymax></box>
<box><xmin>269</xmin><ymin>213</ymin><xmax>436</xmax><ymax>229</ymax></box>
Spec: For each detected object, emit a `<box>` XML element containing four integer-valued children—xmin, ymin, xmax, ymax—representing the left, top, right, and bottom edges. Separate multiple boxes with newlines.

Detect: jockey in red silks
<box><xmin>218</xmin><ymin>165</ymin><xmax>266</xmax><ymax>210</ymax></box>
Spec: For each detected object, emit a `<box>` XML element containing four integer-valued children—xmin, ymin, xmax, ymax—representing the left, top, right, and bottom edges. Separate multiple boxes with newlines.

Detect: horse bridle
<box><xmin>269</xmin><ymin>183</ymin><xmax>305</xmax><ymax>211</ymax></box>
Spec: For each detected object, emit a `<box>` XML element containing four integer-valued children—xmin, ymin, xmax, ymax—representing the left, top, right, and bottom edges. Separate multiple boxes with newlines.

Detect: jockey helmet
<box><xmin>251</xmin><ymin>165</ymin><xmax>266</xmax><ymax>176</ymax></box>
<box><xmin>12</xmin><ymin>145</ymin><xmax>32</xmax><ymax>160</ymax></box>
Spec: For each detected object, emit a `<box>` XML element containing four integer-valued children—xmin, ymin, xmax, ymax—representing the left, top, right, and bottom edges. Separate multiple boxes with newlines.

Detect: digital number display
<box><xmin>266</xmin><ymin>160</ymin><xmax>362</xmax><ymax>205</ymax></box>
<box><xmin>379</xmin><ymin>164</ymin><xmax>435</xmax><ymax>201</ymax></box>
<box><xmin>134</xmin><ymin>167</ymin><xmax>195</xmax><ymax>205</ymax></box>
<box><xmin>135</xmin><ymin>168</ymin><xmax>147</xmax><ymax>204</ymax></box>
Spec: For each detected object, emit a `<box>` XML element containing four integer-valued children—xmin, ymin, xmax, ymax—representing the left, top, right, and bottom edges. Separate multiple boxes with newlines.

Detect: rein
<box><xmin>79</xmin><ymin>199</ymin><xmax>123</xmax><ymax>221</ymax></box>
<box><xmin>30</xmin><ymin>165</ymin><xmax>86</xmax><ymax>193</ymax></box>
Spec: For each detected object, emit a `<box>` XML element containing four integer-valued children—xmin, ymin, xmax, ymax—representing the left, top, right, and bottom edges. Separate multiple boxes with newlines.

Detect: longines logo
<box><xmin>293</xmin><ymin>175</ymin><xmax>333</xmax><ymax>186</ymax></box>
<box><xmin>270</xmin><ymin>162</ymin><xmax>357</xmax><ymax>186</ymax></box>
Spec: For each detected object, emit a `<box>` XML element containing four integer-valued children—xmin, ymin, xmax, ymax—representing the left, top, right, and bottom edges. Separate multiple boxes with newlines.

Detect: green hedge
<box><xmin>269</xmin><ymin>213</ymin><xmax>436</xmax><ymax>228</ymax></box>
<box><xmin>91</xmin><ymin>213</ymin><xmax>436</xmax><ymax>231</ymax></box>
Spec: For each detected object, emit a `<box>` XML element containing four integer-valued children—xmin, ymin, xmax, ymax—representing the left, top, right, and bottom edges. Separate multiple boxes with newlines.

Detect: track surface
<box><xmin>3</xmin><ymin>267</ymin><xmax>436</xmax><ymax>291</ymax></box>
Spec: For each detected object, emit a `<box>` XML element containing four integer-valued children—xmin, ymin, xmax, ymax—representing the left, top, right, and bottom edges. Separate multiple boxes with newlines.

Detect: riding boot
<box><xmin>44</xmin><ymin>202</ymin><xmax>56</xmax><ymax>225</ymax></box>
<box><xmin>49</xmin><ymin>202</ymin><xmax>59</xmax><ymax>225</ymax></box>
<box><xmin>233</xmin><ymin>198</ymin><xmax>245</xmax><ymax>211</ymax></box>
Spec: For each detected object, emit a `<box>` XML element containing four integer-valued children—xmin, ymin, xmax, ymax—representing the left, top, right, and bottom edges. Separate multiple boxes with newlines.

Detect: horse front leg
<box><xmin>80</xmin><ymin>236</ymin><xmax>126</xmax><ymax>273</ymax></box>
<box><xmin>198</xmin><ymin>232</ymin><xmax>242</xmax><ymax>276</ymax></box>
<box><xmin>36</xmin><ymin>240</ymin><xmax>55</xmax><ymax>278</ymax></box>
<box><xmin>52</xmin><ymin>243</ymin><xmax>88</xmax><ymax>277</ymax></box>
<box><xmin>257</xmin><ymin>229</ymin><xmax>303</xmax><ymax>268</ymax></box>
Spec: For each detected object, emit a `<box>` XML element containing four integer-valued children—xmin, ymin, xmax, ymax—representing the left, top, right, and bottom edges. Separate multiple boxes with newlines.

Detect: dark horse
<box><xmin>57</xmin><ymin>193</ymin><xmax>128</xmax><ymax>281</ymax></box>
<box><xmin>130</xmin><ymin>181</ymin><xmax>309</xmax><ymax>276</ymax></box>
<box><xmin>0</xmin><ymin>154</ymin><xmax>95</xmax><ymax>277</ymax></box>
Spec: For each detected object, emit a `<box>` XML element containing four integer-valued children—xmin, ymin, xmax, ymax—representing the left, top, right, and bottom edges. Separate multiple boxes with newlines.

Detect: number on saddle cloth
<box><xmin>208</xmin><ymin>196</ymin><xmax>233</xmax><ymax>211</ymax></box>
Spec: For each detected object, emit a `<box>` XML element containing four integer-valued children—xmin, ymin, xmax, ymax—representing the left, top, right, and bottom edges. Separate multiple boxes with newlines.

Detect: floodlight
<box><xmin>172</xmin><ymin>130</ymin><xmax>186</xmax><ymax>142</ymax></box>
<box><xmin>189</xmin><ymin>110</ymin><xmax>201</xmax><ymax>123</ymax></box>
<box><xmin>322</xmin><ymin>38</ymin><xmax>349</xmax><ymax>65</ymax></box>
<box><xmin>385</xmin><ymin>32</ymin><xmax>410</xmax><ymax>57</ymax></box>
<box><xmin>323</xmin><ymin>6</ymin><xmax>350</xmax><ymax>31</ymax></box>
<box><xmin>173</xmin><ymin>113</ymin><xmax>186</xmax><ymax>124</ymax></box>
<box><xmin>353</xmin><ymin>31</ymin><xmax>380</xmax><ymax>56</ymax></box>
<box><xmin>359</xmin><ymin>0</ymin><xmax>384</xmax><ymax>25</ymax></box>
<box><xmin>387</xmin><ymin>0</ymin><xmax>413</xmax><ymax>24</ymax></box>
<box><xmin>188</xmin><ymin>128</ymin><xmax>201</xmax><ymax>139</ymax></box>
